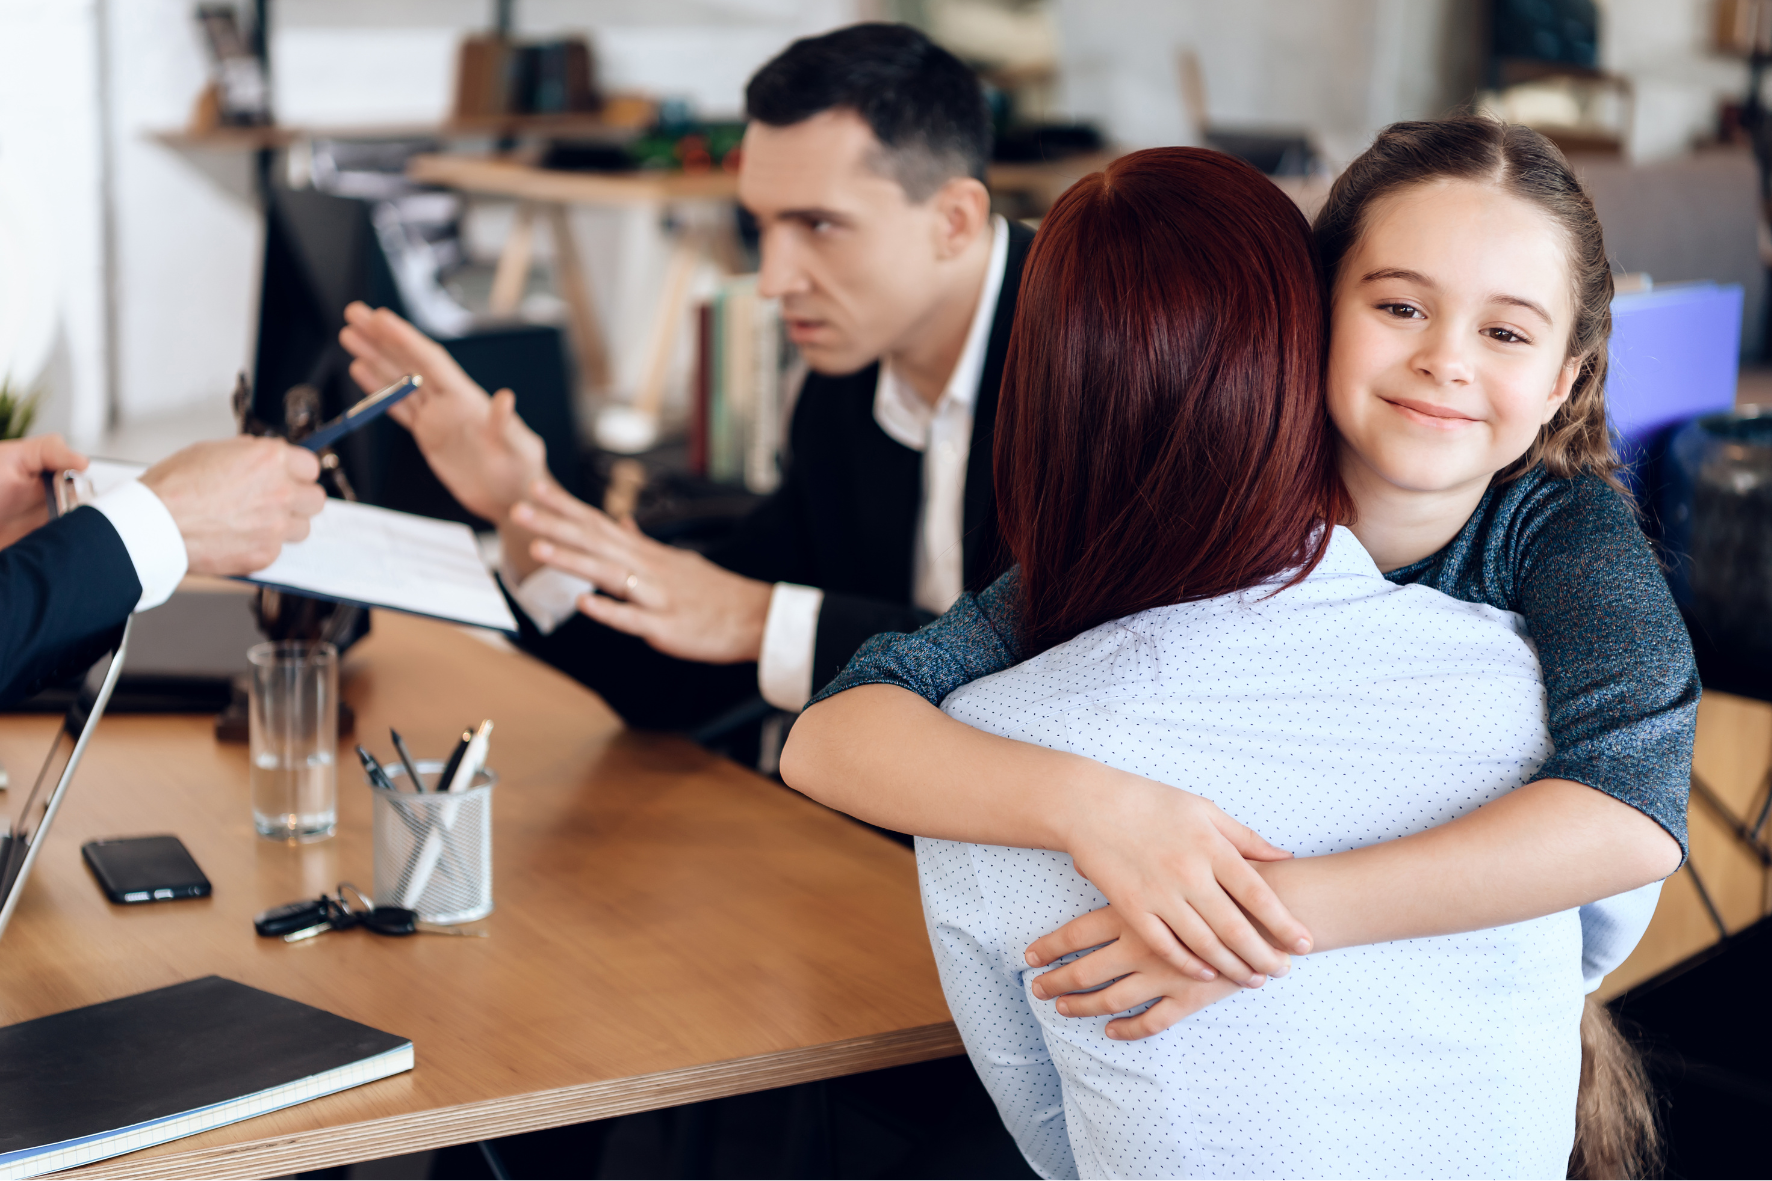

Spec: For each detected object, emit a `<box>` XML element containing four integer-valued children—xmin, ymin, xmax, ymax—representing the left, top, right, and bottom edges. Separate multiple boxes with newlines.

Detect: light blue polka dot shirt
<box><xmin>918</xmin><ymin>527</ymin><xmax>1660</xmax><ymax>1180</ymax></box>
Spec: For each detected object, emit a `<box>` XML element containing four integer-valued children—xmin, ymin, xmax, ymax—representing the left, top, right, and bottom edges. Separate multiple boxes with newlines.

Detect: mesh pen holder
<box><xmin>370</xmin><ymin>760</ymin><xmax>495</xmax><ymax>924</ymax></box>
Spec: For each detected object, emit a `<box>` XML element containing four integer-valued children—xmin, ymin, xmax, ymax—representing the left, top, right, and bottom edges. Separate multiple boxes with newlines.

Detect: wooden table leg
<box><xmin>545</xmin><ymin>203</ymin><xmax>612</xmax><ymax>395</ymax></box>
<box><xmin>631</xmin><ymin>230</ymin><xmax>706</xmax><ymax>423</ymax></box>
<box><xmin>488</xmin><ymin>200</ymin><xmax>537</xmax><ymax>317</ymax></box>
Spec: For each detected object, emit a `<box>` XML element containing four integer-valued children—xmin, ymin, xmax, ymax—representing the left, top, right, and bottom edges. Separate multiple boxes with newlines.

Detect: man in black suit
<box><xmin>0</xmin><ymin>433</ymin><xmax>325</xmax><ymax>707</ymax></box>
<box><xmin>340</xmin><ymin>24</ymin><xmax>1031</xmax><ymax>730</ymax></box>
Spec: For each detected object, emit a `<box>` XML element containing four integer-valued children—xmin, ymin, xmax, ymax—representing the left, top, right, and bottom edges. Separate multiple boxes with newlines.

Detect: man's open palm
<box><xmin>339</xmin><ymin>302</ymin><xmax>547</xmax><ymax>523</ymax></box>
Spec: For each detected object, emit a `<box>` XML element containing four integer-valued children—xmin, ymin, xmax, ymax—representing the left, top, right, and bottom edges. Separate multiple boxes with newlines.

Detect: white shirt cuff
<box><xmin>758</xmin><ymin>582</ymin><xmax>824</xmax><ymax>712</ymax></box>
<box><xmin>91</xmin><ymin>480</ymin><xmax>188</xmax><ymax>612</ymax></box>
<box><xmin>499</xmin><ymin>560</ymin><xmax>592</xmax><ymax>636</ymax></box>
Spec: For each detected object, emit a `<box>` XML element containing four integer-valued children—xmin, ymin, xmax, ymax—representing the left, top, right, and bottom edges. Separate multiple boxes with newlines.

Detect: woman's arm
<box><xmin>785</xmin><ymin>685</ymin><xmax>1312</xmax><ymax>987</ymax></box>
<box><xmin>1024</xmin><ymin>775</ymin><xmax>1682</xmax><ymax>1038</ymax></box>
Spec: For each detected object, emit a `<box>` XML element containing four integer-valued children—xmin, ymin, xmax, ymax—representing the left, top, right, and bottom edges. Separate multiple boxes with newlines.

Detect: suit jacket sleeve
<box><xmin>519</xmin><ymin>366</ymin><xmax>932</xmax><ymax>729</ymax></box>
<box><xmin>510</xmin><ymin>403</ymin><xmax>822</xmax><ymax>731</ymax></box>
<box><xmin>703</xmin><ymin>372</ymin><xmax>934</xmax><ymax>699</ymax></box>
<box><xmin>0</xmin><ymin>507</ymin><xmax>140</xmax><ymax>709</ymax></box>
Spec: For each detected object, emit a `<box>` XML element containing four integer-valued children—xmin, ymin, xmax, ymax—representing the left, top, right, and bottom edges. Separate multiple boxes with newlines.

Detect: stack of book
<box><xmin>691</xmin><ymin>277</ymin><xmax>792</xmax><ymax>494</ymax></box>
<box><xmin>453</xmin><ymin>35</ymin><xmax>599</xmax><ymax>120</ymax></box>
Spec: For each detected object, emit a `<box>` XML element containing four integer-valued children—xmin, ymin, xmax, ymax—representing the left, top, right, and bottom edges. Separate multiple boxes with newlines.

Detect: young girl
<box><xmin>780</xmin><ymin>119</ymin><xmax>1687</xmax><ymax>1176</ymax></box>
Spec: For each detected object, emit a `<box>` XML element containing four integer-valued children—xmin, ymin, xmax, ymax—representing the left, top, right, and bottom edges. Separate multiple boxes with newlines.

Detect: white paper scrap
<box><xmin>245</xmin><ymin>499</ymin><xmax>517</xmax><ymax>633</ymax></box>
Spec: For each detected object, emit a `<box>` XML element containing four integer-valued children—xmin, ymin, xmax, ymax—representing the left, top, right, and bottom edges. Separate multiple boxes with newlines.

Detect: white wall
<box><xmin>108</xmin><ymin>0</ymin><xmax>263</xmax><ymax>427</ymax></box>
<box><xmin>1050</xmin><ymin>0</ymin><xmax>1476</xmax><ymax>167</ymax></box>
<box><xmin>0</xmin><ymin>0</ymin><xmax>110</xmax><ymax>446</ymax></box>
<box><xmin>1596</xmin><ymin>0</ymin><xmax>1747</xmax><ymax>162</ymax></box>
<box><xmin>272</xmin><ymin>0</ymin><xmax>865</xmax><ymax>126</ymax></box>
<box><xmin>1050</xmin><ymin>0</ymin><xmax>1747</xmax><ymax>167</ymax></box>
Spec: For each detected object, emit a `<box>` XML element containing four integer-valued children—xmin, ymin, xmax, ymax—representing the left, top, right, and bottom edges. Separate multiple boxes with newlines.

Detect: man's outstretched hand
<box><xmin>142</xmin><ymin>437</ymin><xmax>325</xmax><ymax>576</ymax></box>
<box><xmin>510</xmin><ymin>480</ymin><xmax>774</xmax><ymax>665</ymax></box>
<box><xmin>339</xmin><ymin>301</ymin><xmax>547</xmax><ymax>523</ymax></box>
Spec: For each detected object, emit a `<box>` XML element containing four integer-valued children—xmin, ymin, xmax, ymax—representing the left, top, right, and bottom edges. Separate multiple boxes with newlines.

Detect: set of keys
<box><xmin>254</xmin><ymin>883</ymin><xmax>487</xmax><ymax>942</ymax></box>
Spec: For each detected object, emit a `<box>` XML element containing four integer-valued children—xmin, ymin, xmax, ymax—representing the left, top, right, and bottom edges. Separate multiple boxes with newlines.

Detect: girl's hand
<box><xmin>1028</xmin><ymin>906</ymin><xmax>1248</xmax><ymax>1039</ymax></box>
<box><xmin>1056</xmin><ymin>765</ymin><xmax>1312</xmax><ymax>988</ymax></box>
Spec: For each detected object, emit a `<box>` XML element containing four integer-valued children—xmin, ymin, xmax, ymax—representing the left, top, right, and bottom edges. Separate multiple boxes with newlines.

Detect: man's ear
<box><xmin>929</xmin><ymin>176</ymin><xmax>991</xmax><ymax>261</ymax></box>
<box><xmin>1543</xmin><ymin>354</ymin><xmax>1582</xmax><ymax>424</ymax></box>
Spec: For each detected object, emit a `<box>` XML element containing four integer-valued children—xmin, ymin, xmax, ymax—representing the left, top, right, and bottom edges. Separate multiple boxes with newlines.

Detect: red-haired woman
<box><xmin>782</xmin><ymin>139</ymin><xmax>1681</xmax><ymax>1177</ymax></box>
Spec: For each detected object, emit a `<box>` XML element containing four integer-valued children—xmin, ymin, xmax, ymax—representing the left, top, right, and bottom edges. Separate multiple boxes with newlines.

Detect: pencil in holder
<box><xmin>370</xmin><ymin>760</ymin><xmax>495</xmax><ymax>924</ymax></box>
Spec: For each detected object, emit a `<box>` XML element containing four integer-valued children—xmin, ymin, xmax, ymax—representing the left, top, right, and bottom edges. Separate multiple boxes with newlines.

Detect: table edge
<box><xmin>52</xmin><ymin>1022</ymin><xmax>964</xmax><ymax>1179</ymax></box>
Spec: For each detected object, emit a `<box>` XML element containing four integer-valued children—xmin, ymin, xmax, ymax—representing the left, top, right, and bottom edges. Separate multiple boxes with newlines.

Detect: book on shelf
<box><xmin>691</xmin><ymin>276</ymin><xmax>796</xmax><ymax>494</ymax></box>
<box><xmin>452</xmin><ymin>34</ymin><xmax>599</xmax><ymax>122</ymax></box>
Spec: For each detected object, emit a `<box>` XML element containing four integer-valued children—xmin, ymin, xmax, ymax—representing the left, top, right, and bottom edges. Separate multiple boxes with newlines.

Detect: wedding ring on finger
<box><xmin>625</xmin><ymin>572</ymin><xmax>640</xmax><ymax>595</ymax></box>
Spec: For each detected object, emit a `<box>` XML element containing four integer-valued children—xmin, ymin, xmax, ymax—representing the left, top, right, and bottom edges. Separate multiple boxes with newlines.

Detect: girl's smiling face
<box><xmin>1326</xmin><ymin>178</ymin><xmax>1581</xmax><ymax>505</ymax></box>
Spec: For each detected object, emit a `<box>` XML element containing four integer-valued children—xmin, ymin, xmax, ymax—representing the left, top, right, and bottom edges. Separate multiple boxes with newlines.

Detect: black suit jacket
<box><xmin>0</xmin><ymin>507</ymin><xmax>139</xmax><ymax>709</ymax></box>
<box><xmin>517</xmin><ymin>222</ymin><xmax>1035</xmax><ymax>730</ymax></box>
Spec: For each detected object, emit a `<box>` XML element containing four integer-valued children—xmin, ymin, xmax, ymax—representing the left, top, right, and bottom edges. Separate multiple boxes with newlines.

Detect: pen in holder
<box><xmin>370</xmin><ymin>760</ymin><xmax>495</xmax><ymax>924</ymax></box>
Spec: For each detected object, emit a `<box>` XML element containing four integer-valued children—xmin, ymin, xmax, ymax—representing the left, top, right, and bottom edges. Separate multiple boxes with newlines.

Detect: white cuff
<box><xmin>499</xmin><ymin>559</ymin><xmax>592</xmax><ymax>636</ymax></box>
<box><xmin>758</xmin><ymin>582</ymin><xmax>824</xmax><ymax>712</ymax></box>
<box><xmin>92</xmin><ymin>480</ymin><xmax>188</xmax><ymax>612</ymax></box>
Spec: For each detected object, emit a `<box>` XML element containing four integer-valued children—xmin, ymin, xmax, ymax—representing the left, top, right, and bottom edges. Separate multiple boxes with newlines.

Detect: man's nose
<box><xmin>755</xmin><ymin>227</ymin><xmax>812</xmax><ymax>300</ymax></box>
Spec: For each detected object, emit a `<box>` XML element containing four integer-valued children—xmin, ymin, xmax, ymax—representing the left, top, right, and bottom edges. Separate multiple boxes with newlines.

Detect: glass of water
<box><xmin>248</xmin><ymin>640</ymin><xmax>338</xmax><ymax>842</ymax></box>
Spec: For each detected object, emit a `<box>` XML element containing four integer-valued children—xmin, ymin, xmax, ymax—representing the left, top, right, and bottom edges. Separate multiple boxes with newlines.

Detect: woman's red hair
<box><xmin>995</xmin><ymin>147</ymin><xmax>1343</xmax><ymax>654</ymax></box>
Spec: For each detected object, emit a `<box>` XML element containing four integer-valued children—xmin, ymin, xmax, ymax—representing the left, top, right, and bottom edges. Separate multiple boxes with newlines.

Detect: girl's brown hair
<box><xmin>1312</xmin><ymin>115</ymin><xmax>1626</xmax><ymax>495</ymax></box>
<box><xmin>1569</xmin><ymin>995</ymin><xmax>1661</xmax><ymax>1179</ymax></box>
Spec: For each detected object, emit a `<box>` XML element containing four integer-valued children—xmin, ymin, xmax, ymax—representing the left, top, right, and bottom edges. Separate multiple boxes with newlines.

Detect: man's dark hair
<box><xmin>745</xmin><ymin>22</ymin><xmax>991</xmax><ymax>201</ymax></box>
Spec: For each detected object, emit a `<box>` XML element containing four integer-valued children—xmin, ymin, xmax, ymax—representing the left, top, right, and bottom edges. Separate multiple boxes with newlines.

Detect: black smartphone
<box><xmin>81</xmin><ymin>835</ymin><xmax>212</xmax><ymax>904</ymax></box>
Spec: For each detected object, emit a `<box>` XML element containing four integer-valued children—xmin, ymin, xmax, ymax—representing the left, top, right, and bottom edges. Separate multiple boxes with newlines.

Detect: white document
<box><xmin>83</xmin><ymin>457</ymin><xmax>150</xmax><ymax>495</ymax></box>
<box><xmin>246</xmin><ymin>498</ymin><xmax>518</xmax><ymax>633</ymax></box>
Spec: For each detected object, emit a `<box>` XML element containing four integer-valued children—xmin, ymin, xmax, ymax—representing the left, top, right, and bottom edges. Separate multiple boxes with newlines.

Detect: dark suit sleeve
<box><xmin>516</xmin><ymin>367</ymin><xmax>927</xmax><ymax>730</ymax></box>
<box><xmin>707</xmin><ymin>441</ymin><xmax>935</xmax><ymax>694</ymax></box>
<box><xmin>510</xmin><ymin>419</ymin><xmax>822</xmax><ymax>732</ymax></box>
<box><xmin>0</xmin><ymin>507</ymin><xmax>140</xmax><ymax>709</ymax></box>
<box><xmin>506</xmin><ymin>584</ymin><xmax>760</xmax><ymax>732</ymax></box>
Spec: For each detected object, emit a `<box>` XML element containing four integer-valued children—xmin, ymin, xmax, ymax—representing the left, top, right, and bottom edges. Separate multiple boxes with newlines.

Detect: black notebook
<box><xmin>0</xmin><ymin>976</ymin><xmax>412</xmax><ymax>1178</ymax></box>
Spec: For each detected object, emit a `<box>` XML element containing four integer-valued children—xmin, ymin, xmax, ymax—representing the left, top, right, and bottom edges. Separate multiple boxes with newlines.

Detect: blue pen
<box><xmin>299</xmin><ymin>375</ymin><xmax>422</xmax><ymax>453</ymax></box>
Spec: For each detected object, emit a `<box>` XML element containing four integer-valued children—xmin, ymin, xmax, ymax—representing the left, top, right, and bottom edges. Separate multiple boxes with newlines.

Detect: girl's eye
<box><xmin>1377</xmin><ymin>302</ymin><xmax>1423</xmax><ymax>319</ymax></box>
<box><xmin>1484</xmin><ymin>326</ymin><xmax>1530</xmax><ymax>344</ymax></box>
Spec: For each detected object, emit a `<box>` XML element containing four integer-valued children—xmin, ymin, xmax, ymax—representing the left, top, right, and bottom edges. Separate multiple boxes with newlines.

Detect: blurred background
<box><xmin>1</xmin><ymin>0</ymin><xmax>1768</xmax><ymax>462</ymax></box>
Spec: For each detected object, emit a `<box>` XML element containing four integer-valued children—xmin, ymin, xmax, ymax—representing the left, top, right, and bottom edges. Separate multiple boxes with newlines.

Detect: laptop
<box><xmin>0</xmin><ymin>617</ymin><xmax>133</xmax><ymax>942</ymax></box>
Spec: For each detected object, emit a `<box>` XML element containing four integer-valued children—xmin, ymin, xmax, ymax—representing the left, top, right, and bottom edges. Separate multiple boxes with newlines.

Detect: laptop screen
<box><xmin>0</xmin><ymin>625</ymin><xmax>131</xmax><ymax>940</ymax></box>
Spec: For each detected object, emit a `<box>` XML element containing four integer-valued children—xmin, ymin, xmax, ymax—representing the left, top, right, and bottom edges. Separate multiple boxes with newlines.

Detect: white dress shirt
<box><xmin>89</xmin><ymin>480</ymin><xmax>188</xmax><ymax>612</ymax></box>
<box><xmin>506</xmin><ymin>215</ymin><xmax>1013</xmax><ymax>714</ymax></box>
<box><xmin>919</xmin><ymin>526</ymin><xmax>1657</xmax><ymax>1179</ymax></box>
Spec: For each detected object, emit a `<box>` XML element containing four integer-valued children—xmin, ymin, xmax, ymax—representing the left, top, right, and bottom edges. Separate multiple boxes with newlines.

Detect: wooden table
<box><xmin>0</xmin><ymin>611</ymin><xmax>960</xmax><ymax>1179</ymax></box>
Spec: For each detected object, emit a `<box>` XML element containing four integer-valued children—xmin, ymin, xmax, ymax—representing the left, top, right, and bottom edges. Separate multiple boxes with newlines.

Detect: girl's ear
<box><xmin>1542</xmin><ymin>355</ymin><xmax>1582</xmax><ymax>425</ymax></box>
